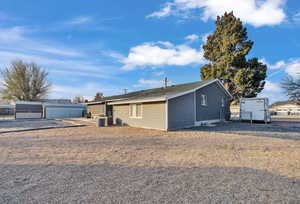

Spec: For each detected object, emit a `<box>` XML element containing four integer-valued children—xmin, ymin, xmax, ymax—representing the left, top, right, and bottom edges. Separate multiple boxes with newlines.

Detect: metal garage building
<box><xmin>15</xmin><ymin>101</ymin><xmax>43</xmax><ymax>119</ymax></box>
<box><xmin>14</xmin><ymin>101</ymin><xmax>86</xmax><ymax>119</ymax></box>
<box><xmin>43</xmin><ymin>103</ymin><xmax>86</xmax><ymax>119</ymax></box>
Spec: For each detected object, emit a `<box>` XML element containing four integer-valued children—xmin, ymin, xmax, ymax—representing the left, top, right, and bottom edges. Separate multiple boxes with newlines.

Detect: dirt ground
<box><xmin>0</xmin><ymin>119</ymin><xmax>82</xmax><ymax>133</ymax></box>
<box><xmin>0</xmin><ymin>121</ymin><xmax>300</xmax><ymax>203</ymax></box>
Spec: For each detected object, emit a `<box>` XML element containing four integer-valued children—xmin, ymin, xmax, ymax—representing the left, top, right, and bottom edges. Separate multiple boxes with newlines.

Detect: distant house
<box><xmin>87</xmin><ymin>79</ymin><xmax>232</xmax><ymax>130</ymax></box>
<box><xmin>270</xmin><ymin>100</ymin><xmax>300</xmax><ymax>115</ymax></box>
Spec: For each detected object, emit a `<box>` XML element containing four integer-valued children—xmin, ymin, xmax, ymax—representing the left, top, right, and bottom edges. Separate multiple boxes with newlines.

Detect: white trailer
<box><xmin>240</xmin><ymin>98</ymin><xmax>271</xmax><ymax>123</ymax></box>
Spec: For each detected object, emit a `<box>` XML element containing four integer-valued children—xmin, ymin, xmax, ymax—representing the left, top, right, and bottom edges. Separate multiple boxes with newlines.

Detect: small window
<box><xmin>221</xmin><ymin>97</ymin><xmax>225</xmax><ymax>107</ymax></box>
<box><xmin>201</xmin><ymin>94</ymin><xmax>207</xmax><ymax>106</ymax></box>
<box><xmin>129</xmin><ymin>104</ymin><xmax>142</xmax><ymax>118</ymax></box>
<box><xmin>130</xmin><ymin>104</ymin><xmax>135</xmax><ymax>117</ymax></box>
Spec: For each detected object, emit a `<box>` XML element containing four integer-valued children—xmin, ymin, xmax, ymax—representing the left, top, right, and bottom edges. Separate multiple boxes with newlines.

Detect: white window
<box><xmin>221</xmin><ymin>97</ymin><xmax>225</xmax><ymax>107</ymax></box>
<box><xmin>129</xmin><ymin>104</ymin><xmax>142</xmax><ymax>118</ymax></box>
<box><xmin>201</xmin><ymin>94</ymin><xmax>207</xmax><ymax>106</ymax></box>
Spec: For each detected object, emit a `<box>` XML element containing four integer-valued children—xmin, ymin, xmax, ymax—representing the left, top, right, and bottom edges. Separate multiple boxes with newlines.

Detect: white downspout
<box><xmin>165</xmin><ymin>100</ymin><xmax>168</xmax><ymax>131</ymax></box>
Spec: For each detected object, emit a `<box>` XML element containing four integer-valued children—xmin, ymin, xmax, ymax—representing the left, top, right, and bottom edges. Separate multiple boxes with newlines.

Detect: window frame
<box><xmin>129</xmin><ymin>103</ymin><xmax>143</xmax><ymax>118</ymax></box>
<box><xmin>221</xmin><ymin>97</ymin><xmax>225</xmax><ymax>107</ymax></box>
<box><xmin>201</xmin><ymin>94</ymin><xmax>207</xmax><ymax>106</ymax></box>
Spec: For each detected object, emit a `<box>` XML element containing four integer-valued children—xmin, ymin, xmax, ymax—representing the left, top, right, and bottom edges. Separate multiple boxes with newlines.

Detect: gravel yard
<box><xmin>0</xmin><ymin>119</ymin><xmax>83</xmax><ymax>133</ymax></box>
<box><xmin>0</xmin><ymin>121</ymin><xmax>300</xmax><ymax>203</ymax></box>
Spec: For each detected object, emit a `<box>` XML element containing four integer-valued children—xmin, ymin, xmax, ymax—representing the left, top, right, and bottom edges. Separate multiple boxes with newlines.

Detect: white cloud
<box><xmin>121</xmin><ymin>41</ymin><xmax>205</xmax><ymax>70</ymax></box>
<box><xmin>0</xmin><ymin>26</ymin><xmax>26</xmax><ymax>41</ymax></box>
<box><xmin>260</xmin><ymin>58</ymin><xmax>300</xmax><ymax>79</ymax></box>
<box><xmin>259</xmin><ymin>91</ymin><xmax>286</xmax><ymax>104</ymax></box>
<box><xmin>51</xmin><ymin>82</ymin><xmax>121</xmax><ymax>100</ymax></box>
<box><xmin>157</xmin><ymin>41</ymin><xmax>174</xmax><ymax>47</ymax></box>
<box><xmin>264</xmin><ymin>80</ymin><xmax>282</xmax><ymax>92</ymax></box>
<box><xmin>147</xmin><ymin>3</ymin><xmax>174</xmax><ymax>18</ymax></box>
<box><xmin>259</xmin><ymin>80</ymin><xmax>285</xmax><ymax>103</ymax></box>
<box><xmin>269</xmin><ymin>60</ymin><xmax>286</xmax><ymax>69</ymax></box>
<box><xmin>50</xmin><ymin>69</ymin><xmax>114</xmax><ymax>80</ymax></box>
<box><xmin>153</xmin><ymin>71</ymin><xmax>165</xmax><ymax>76</ymax></box>
<box><xmin>0</xmin><ymin>25</ymin><xmax>122</xmax><ymax>100</ymax></box>
<box><xmin>263</xmin><ymin>58</ymin><xmax>300</xmax><ymax>78</ymax></box>
<box><xmin>65</xmin><ymin>16</ymin><xmax>93</xmax><ymax>25</ymax></box>
<box><xmin>0</xmin><ymin>26</ymin><xmax>82</xmax><ymax>57</ymax></box>
<box><xmin>133</xmin><ymin>78</ymin><xmax>164</xmax><ymax>88</ymax></box>
<box><xmin>105</xmin><ymin>51</ymin><xmax>125</xmax><ymax>62</ymax></box>
<box><xmin>285</xmin><ymin>59</ymin><xmax>300</xmax><ymax>78</ymax></box>
<box><xmin>201</xmin><ymin>32</ymin><xmax>211</xmax><ymax>44</ymax></box>
<box><xmin>260</xmin><ymin>58</ymin><xmax>285</xmax><ymax>69</ymax></box>
<box><xmin>293</xmin><ymin>12</ymin><xmax>300</xmax><ymax>22</ymax></box>
<box><xmin>0</xmin><ymin>50</ymin><xmax>115</xmax><ymax>80</ymax></box>
<box><xmin>148</xmin><ymin>0</ymin><xmax>286</xmax><ymax>27</ymax></box>
<box><xmin>185</xmin><ymin>34</ymin><xmax>199</xmax><ymax>42</ymax></box>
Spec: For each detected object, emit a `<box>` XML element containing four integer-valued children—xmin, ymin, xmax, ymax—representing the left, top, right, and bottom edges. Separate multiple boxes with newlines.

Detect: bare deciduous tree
<box><xmin>281</xmin><ymin>76</ymin><xmax>300</xmax><ymax>100</ymax></box>
<box><xmin>1</xmin><ymin>60</ymin><xmax>51</xmax><ymax>101</ymax></box>
<box><xmin>94</xmin><ymin>92</ymin><xmax>103</xmax><ymax>101</ymax></box>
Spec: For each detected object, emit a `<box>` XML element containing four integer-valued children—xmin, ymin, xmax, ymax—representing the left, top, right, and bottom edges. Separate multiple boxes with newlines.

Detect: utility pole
<box><xmin>123</xmin><ymin>89</ymin><xmax>128</xmax><ymax>94</ymax></box>
<box><xmin>164</xmin><ymin>77</ymin><xmax>169</xmax><ymax>88</ymax></box>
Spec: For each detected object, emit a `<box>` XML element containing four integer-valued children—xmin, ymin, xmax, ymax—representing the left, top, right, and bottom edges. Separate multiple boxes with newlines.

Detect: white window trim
<box><xmin>201</xmin><ymin>94</ymin><xmax>207</xmax><ymax>106</ymax></box>
<box><xmin>129</xmin><ymin>103</ymin><xmax>143</xmax><ymax>119</ymax></box>
<box><xmin>221</xmin><ymin>97</ymin><xmax>225</xmax><ymax>107</ymax></box>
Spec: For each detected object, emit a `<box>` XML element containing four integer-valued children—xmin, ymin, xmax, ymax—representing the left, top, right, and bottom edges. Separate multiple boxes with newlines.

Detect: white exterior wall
<box><xmin>16</xmin><ymin>113</ymin><xmax>42</xmax><ymax>119</ymax></box>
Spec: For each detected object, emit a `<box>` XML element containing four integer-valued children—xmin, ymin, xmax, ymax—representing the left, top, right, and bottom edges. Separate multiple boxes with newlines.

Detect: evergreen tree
<box><xmin>233</xmin><ymin>58</ymin><xmax>267</xmax><ymax>99</ymax></box>
<box><xmin>201</xmin><ymin>12</ymin><xmax>267</xmax><ymax>101</ymax></box>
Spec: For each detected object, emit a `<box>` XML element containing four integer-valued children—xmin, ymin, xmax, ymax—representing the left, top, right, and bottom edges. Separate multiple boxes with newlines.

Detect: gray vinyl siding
<box><xmin>195</xmin><ymin>82</ymin><xmax>230</xmax><ymax>121</ymax></box>
<box><xmin>113</xmin><ymin>101</ymin><xmax>166</xmax><ymax>130</ymax></box>
<box><xmin>168</xmin><ymin>92</ymin><xmax>195</xmax><ymax>130</ymax></box>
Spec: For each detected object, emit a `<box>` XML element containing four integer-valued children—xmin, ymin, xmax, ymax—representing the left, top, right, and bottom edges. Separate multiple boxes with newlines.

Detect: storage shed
<box><xmin>14</xmin><ymin>101</ymin><xmax>86</xmax><ymax>119</ymax></box>
<box><xmin>43</xmin><ymin>103</ymin><xmax>86</xmax><ymax>119</ymax></box>
<box><xmin>15</xmin><ymin>101</ymin><xmax>43</xmax><ymax>119</ymax></box>
<box><xmin>0</xmin><ymin>104</ymin><xmax>15</xmax><ymax>118</ymax></box>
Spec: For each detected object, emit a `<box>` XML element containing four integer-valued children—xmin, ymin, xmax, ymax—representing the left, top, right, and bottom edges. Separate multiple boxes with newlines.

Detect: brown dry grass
<box><xmin>0</xmin><ymin>124</ymin><xmax>299</xmax><ymax>203</ymax></box>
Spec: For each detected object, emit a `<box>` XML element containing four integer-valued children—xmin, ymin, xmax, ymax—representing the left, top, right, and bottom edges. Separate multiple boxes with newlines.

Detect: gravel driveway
<box><xmin>190</xmin><ymin>121</ymin><xmax>300</xmax><ymax>141</ymax></box>
<box><xmin>0</xmin><ymin>122</ymin><xmax>299</xmax><ymax>203</ymax></box>
<box><xmin>0</xmin><ymin>119</ymin><xmax>83</xmax><ymax>133</ymax></box>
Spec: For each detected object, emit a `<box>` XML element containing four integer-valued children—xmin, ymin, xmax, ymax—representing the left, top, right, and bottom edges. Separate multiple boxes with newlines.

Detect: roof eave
<box><xmin>107</xmin><ymin>97</ymin><xmax>166</xmax><ymax>105</ymax></box>
<box><xmin>166</xmin><ymin>79</ymin><xmax>232</xmax><ymax>100</ymax></box>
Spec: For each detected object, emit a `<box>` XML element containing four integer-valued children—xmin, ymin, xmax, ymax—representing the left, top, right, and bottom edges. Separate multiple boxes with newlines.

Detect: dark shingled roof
<box><xmin>89</xmin><ymin>80</ymin><xmax>216</xmax><ymax>104</ymax></box>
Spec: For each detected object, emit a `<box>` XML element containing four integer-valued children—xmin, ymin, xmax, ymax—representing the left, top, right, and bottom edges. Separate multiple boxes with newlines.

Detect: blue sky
<box><xmin>0</xmin><ymin>0</ymin><xmax>299</xmax><ymax>103</ymax></box>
